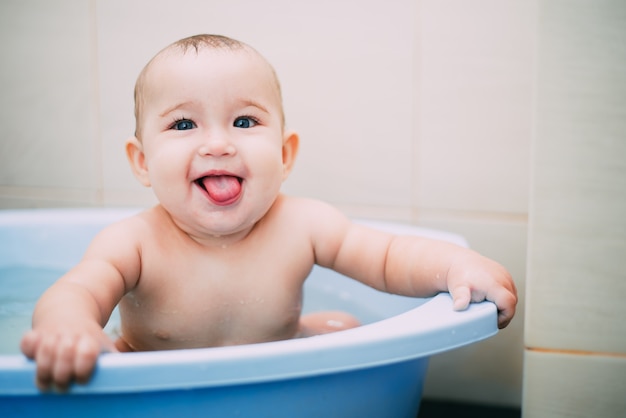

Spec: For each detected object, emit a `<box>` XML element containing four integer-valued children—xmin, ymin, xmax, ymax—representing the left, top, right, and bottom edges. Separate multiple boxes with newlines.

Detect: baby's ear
<box><xmin>281</xmin><ymin>130</ymin><xmax>299</xmax><ymax>180</ymax></box>
<box><xmin>125</xmin><ymin>136</ymin><xmax>151</xmax><ymax>187</ymax></box>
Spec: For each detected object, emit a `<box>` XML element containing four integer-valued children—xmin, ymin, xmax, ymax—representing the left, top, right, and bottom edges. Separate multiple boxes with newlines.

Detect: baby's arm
<box><xmin>378</xmin><ymin>233</ymin><xmax>517</xmax><ymax>328</ymax></box>
<box><xmin>20</xmin><ymin>221</ymin><xmax>141</xmax><ymax>391</ymax></box>
<box><xmin>309</xmin><ymin>201</ymin><xmax>517</xmax><ymax>328</ymax></box>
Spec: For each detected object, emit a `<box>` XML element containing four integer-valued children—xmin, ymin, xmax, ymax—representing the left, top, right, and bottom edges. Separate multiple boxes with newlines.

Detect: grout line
<box><xmin>330</xmin><ymin>202</ymin><xmax>528</xmax><ymax>224</ymax></box>
<box><xmin>410</xmin><ymin>0</ymin><xmax>422</xmax><ymax>225</ymax></box>
<box><xmin>415</xmin><ymin>207</ymin><xmax>528</xmax><ymax>224</ymax></box>
<box><xmin>525</xmin><ymin>346</ymin><xmax>626</xmax><ymax>359</ymax></box>
<box><xmin>0</xmin><ymin>185</ymin><xmax>97</xmax><ymax>197</ymax></box>
<box><xmin>89</xmin><ymin>0</ymin><xmax>104</xmax><ymax>206</ymax></box>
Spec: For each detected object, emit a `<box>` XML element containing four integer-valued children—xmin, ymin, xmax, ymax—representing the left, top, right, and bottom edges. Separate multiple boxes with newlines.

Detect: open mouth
<box><xmin>195</xmin><ymin>175</ymin><xmax>243</xmax><ymax>205</ymax></box>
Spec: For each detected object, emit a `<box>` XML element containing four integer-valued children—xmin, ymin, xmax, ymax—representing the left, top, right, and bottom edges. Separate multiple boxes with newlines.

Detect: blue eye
<box><xmin>171</xmin><ymin>119</ymin><xmax>196</xmax><ymax>130</ymax></box>
<box><xmin>233</xmin><ymin>117</ymin><xmax>257</xmax><ymax>129</ymax></box>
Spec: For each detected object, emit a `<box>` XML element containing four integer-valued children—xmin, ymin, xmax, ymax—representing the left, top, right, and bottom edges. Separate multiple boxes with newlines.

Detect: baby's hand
<box><xmin>20</xmin><ymin>323</ymin><xmax>116</xmax><ymax>391</ymax></box>
<box><xmin>445</xmin><ymin>251</ymin><xmax>517</xmax><ymax>329</ymax></box>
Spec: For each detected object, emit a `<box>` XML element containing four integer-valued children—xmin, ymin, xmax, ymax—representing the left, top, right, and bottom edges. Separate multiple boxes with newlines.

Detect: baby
<box><xmin>20</xmin><ymin>34</ymin><xmax>517</xmax><ymax>391</ymax></box>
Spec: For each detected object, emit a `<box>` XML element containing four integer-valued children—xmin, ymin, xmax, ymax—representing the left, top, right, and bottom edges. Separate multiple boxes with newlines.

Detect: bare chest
<box><xmin>118</xmin><ymin>253</ymin><xmax>311</xmax><ymax>351</ymax></box>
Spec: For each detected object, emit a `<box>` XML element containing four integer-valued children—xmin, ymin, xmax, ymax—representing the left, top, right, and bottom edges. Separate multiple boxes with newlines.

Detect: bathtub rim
<box><xmin>0</xmin><ymin>294</ymin><xmax>496</xmax><ymax>396</ymax></box>
<box><xmin>0</xmin><ymin>207</ymin><xmax>496</xmax><ymax>396</ymax></box>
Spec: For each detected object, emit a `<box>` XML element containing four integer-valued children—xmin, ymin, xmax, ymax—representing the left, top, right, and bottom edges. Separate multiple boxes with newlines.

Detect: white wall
<box><xmin>0</xmin><ymin>0</ymin><xmax>533</xmax><ymax>407</ymax></box>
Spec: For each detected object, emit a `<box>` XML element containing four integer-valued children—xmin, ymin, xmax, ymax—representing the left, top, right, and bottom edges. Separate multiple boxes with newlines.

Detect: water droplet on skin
<box><xmin>153</xmin><ymin>329</ymin><xmax>170</xmax><ymax>340</ymax></box>
<box><xmin>326</xmin><ymin>320</ymin><xmax>344</xmax><ymax>328</ymax></box>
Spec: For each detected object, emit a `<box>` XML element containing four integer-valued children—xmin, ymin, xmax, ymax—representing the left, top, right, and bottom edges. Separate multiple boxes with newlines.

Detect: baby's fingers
<box><xmin>449</xmin><ymin>285</ymin><xmax>472</xmax><ymax>311</ymax></box>
<box><xmin>74</xmin><ymin>336</ymin><xmax>102</xmax><ymax>384</ymax></box>
<box><xmin>33</xmin><ymin>334</ymin><xmax>61</xmax><ymax>391</ymax></box>
<box><xmin>25</xmin><ymin>332</ymin><xmax>108</xmax><ymax>391</ymax></box>
<box><xmin>450</xmin><ymin>285</ymin><xmax>517</xmax><ymax>329</ymax></box>
<box><xmin>491</xmin><ymin>287</ymin><xmax>517</xmax><ymax>329</ymax></box>
<box><xmin>19</xmin><ymin>330</ymin><xmax>41</xmax><ymax>360</ymax></box>
<box><xmin>52</xmin><ymin>335</ymin><xmax>79</xmax><ymax>391</ymax></box>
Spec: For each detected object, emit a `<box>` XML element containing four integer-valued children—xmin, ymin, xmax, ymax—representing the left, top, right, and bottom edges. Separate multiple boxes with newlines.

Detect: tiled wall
<box><xmin>523</xmin><ymin>1</ymin><xmax>626</xmax><ymax>417</ymax></box>
<box><xmin>0</xmin><ymin>0</ymin><xmax>533</xmax><ymax>407</ymax></box>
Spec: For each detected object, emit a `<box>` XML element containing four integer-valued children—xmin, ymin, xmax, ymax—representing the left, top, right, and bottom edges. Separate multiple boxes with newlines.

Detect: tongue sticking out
<box><xmin>201</xmin><ymin>175</ymin><xmax>242</xmax><ymax>204</ymax></box>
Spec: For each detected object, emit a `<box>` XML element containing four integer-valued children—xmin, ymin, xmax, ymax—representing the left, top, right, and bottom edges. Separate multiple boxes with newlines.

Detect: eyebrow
<box><xmin>237</xmin><ymin>98</ymin><xmax>271</xmax><ymax>115</ymax></box>
<box><xmin>158</xmin><ymin>98</ymin><xmax>272</xmax><ymax>119</ymax></box>
<box><xmin>158</xmin><ymin>101</ymin><xmax>199</xmax><ymax>118</ymax></box>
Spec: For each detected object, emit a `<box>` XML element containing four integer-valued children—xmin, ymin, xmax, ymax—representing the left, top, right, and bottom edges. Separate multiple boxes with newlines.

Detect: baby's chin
<box><xmin>165</xmin><ymin>186</ymin><xmax>281</xmax><ymax>244</ymax></box>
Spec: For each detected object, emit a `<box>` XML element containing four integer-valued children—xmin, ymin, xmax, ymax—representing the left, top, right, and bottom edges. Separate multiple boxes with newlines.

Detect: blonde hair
<box><xmin>133</xmin><ymin>34</ymin><xmax>284</xmax><ymax>139</ymax></box>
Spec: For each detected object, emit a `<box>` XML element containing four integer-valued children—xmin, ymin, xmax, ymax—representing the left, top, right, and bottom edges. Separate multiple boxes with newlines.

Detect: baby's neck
<box><xmin>154</xmin><ymin>204</ymin><xmax>260</xmax><ymax>249</ymax></box>
<box><xmin>189</xmin><ymin>229</ymin><xmax>254</xmax><ymax>249</ymax></box>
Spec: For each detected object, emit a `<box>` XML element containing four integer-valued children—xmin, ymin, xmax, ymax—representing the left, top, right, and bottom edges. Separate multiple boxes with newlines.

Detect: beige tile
<box><xmin>264</xmin><ymin>1</ymin><xmax>415</xmax><ymax>208</ymax></box>
<box><xmin>525</xmin><ymin>0</ymin><xmax>626</xmax><ymax>354</ymax></box>
<box><xmin>0</xmin><ymin>0</ymin><xmax>98</xmax><ymax>192</ymax></box>
<box><xmin>0</xmin><ymin>186</ymin><xmax>99</xmax><ymax>209</ymax></box>
<box><xmin>417</xmin><ymin>216</ymin><xmax>527</xmax><ymax>407</ymax></box>
<box><xmin>414</xmin><ymin>0</ymin><xmax>534</xmax><ymax>215</ymax></box>
<box><xmin>331</xmin><ymin>203</ymin><xmax>413</xmax><ymax>224</ymax></box>
<box><xmin>102</xmin><ymin>188</ymin><xmax>157</xmax><ymax>208</ymax></box>
<box><xmin>424</xmin><ymin>337</ymin><xmax>523</xmax><ymax>407</ymax></box>
<box><xmin>523</xmin><ymin>350</ymin><xmax>626</xmax><ymax>418</ymax></box>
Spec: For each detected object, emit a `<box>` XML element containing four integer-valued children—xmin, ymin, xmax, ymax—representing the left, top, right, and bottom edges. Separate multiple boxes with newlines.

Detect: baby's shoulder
<box><xmin>266</xmin><ymin>195</ymin><xmax>351</xmax><ymax>241</ymax></box>
<box><xmin>94</xmin><ymin>206</ymin><xmax>165</xmax><ymax>242</ymax></box>
<box><xmin>270</xmin><ymin>195</ymin><xmax>346</xmax><ymax>224</ymax></box>
<box><xmin>274</xmin><ymin>194</ymin><xmax>342</xmax><ymax>215</ymax></box>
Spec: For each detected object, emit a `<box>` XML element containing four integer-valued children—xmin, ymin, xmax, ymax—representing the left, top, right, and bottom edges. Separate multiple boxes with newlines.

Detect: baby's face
<box><xmin>135</xmin><ymin>48</ymin><xmax>291</xmax><ymax>240</ymax></box>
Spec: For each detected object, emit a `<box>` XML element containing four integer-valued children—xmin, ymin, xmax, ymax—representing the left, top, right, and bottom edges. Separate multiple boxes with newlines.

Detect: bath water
<box><xmin>0</xmin><ymin>266</ymin><xmax>62</xmax><ymax>355</ymax></box>
<box><xmin>0</xmin><ymin>266</ymin><xmax>121</xmax><ymax>355</ymax></box>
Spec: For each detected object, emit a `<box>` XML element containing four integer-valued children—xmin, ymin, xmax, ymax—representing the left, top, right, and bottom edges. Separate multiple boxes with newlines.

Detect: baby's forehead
<box><xmin>140</xmin><ymin>45</ymin><xmax>280</xmax><ymax>97</ymax></box>
<box><xmin>134</xmin><ymin>42</ymin><xmax>285</xmax><ymax>129</ymax></box>
<box><xmin>152</xmin><ymin>44</ymin><xmax>270</xmax><ymax>78</ymax></box>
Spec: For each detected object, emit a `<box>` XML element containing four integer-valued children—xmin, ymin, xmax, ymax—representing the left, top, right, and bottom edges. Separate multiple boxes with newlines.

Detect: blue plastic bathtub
<box><xmin>0</xmin><ymin>208</ymin><xmax>498</xmax><ymax>417</ymax></box>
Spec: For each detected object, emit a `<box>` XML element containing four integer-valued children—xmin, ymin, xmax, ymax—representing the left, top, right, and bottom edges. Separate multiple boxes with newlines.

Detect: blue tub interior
<box><xmin>0</xmin><ymin>208</ymin><xmax>498</xmax><ymax>418</ymax></box>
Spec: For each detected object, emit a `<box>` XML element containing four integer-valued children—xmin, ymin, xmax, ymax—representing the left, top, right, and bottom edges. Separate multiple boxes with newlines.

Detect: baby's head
<box><xmin>133</xmin><ymin>34</ymin><xmax>285</xmax><ymax>140</ymax></box>
<box><xmin>125</xmin><ymin>34</ymin><xmax>299</xmax><ymax>239</ymax></box>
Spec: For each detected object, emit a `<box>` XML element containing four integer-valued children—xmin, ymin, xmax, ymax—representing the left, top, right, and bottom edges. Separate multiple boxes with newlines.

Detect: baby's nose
<box><xmin>198</xmin><ymin>133</ymin><xmax>236</xmax><ymax>156</ymax></box>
